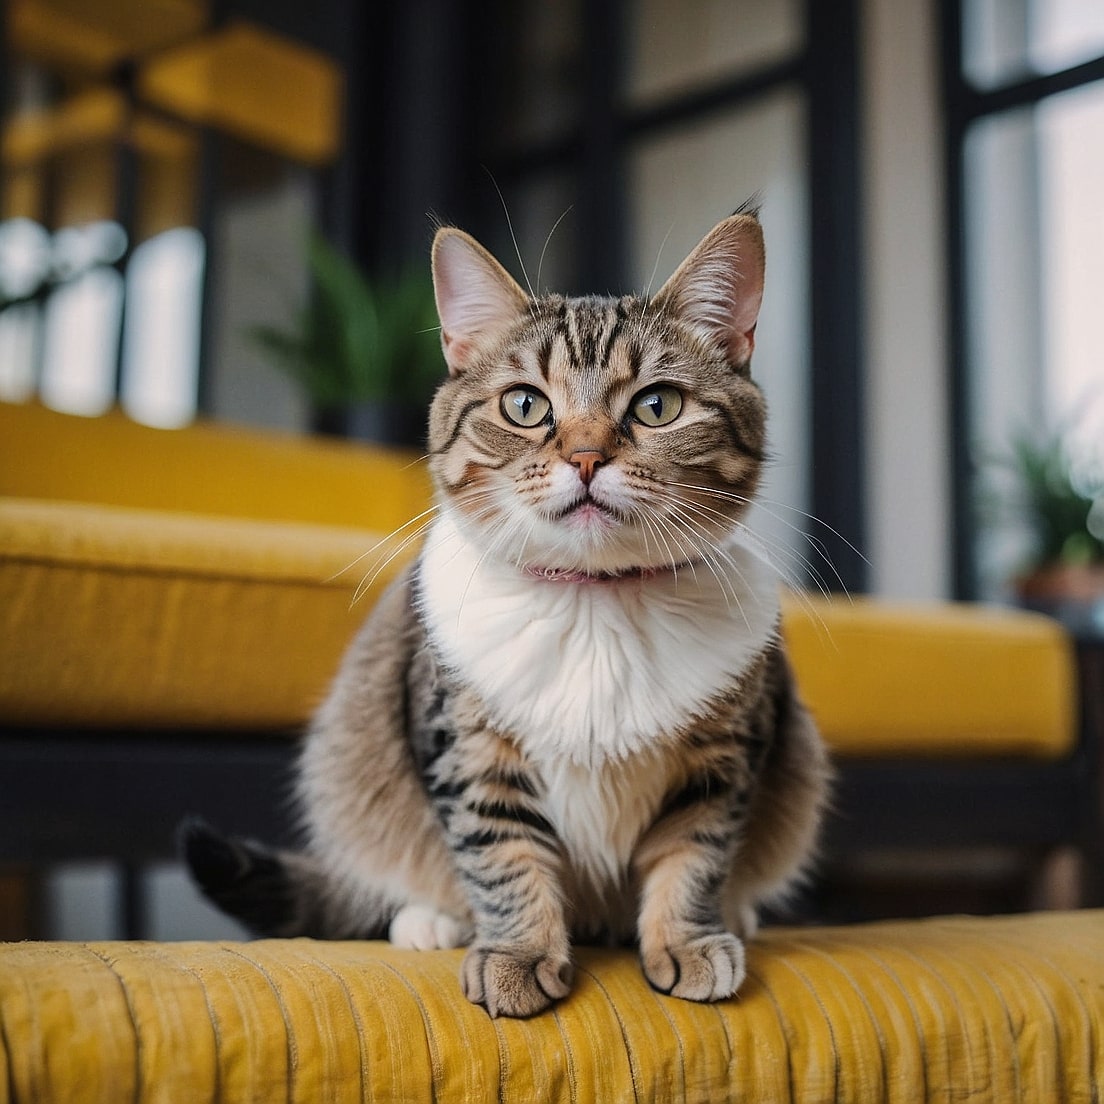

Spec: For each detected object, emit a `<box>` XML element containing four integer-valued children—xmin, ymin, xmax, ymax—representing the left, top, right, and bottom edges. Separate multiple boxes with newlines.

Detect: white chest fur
<box><xmin>416</xmin><ymin>509</ymin><xmax>780</xmax><ymax>769</ymax></box>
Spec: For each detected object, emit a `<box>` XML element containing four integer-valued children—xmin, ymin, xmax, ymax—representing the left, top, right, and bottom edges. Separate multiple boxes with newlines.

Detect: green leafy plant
<box><xmin>249</xmin><ymin>233</ymin><xmax>443</xmax><ymax>409</ymax></box>
<box><xmin>998</xmin><ymin>430</ymin><xmax>1104</xmax><ymax>573</ymax></box>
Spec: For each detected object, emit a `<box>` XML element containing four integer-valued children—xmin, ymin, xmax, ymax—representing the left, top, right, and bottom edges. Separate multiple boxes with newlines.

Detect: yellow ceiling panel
<box><xmin>138</xmin><ymin>22</ymin><xmax>343</xmax><ymax>165</ymax></box>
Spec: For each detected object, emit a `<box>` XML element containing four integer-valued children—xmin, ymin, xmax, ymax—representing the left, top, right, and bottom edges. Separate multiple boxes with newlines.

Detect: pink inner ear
<box><xmin>655</xmin><ymin>215</ymin><xmax>765</xmax><ymax>367</ymax></box>
<box><xmin>432</xmin><ymin>229</ymin><xmax>528</xmax><ymax>376</ymax></box>
<box><xmin>440</xmin><ymin>332</ymin><xmax>474</xmax><ymax>376</ymax></box>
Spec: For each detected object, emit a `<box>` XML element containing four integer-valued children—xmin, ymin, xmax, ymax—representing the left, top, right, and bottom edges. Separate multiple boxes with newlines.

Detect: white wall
<box><xmin>862</xmin><ymin>0</ymin><xmax>952</xmax><ymax>599</ymax></box>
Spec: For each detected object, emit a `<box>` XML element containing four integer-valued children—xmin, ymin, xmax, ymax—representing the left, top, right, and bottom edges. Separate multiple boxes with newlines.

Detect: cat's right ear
<box><xmin>431</xmin><ymin>228</ymin><xmax>529</xmax><ymax>376</ymax></box>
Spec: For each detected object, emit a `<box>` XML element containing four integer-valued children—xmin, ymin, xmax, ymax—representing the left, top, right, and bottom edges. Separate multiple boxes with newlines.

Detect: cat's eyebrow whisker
<box><xmin>485</xmin><ymin>167</ymin><xmax>535</xmax><ymax>299</ymax></box>
<box><xmin>643</xmin><ymin>221</ymin><xmax>675</xmax><ymax>302</ymax></box>
<box><xmin>536</xmin><ymin>205</ymin><xmax>574</xmax><ymax>295</ymax></box>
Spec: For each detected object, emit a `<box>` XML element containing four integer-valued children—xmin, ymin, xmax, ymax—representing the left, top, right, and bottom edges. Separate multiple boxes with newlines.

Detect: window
<box><xmin>944</xmin><ymin>0</ymin><xmax>1104</xmax><ymax>598</ymax></box>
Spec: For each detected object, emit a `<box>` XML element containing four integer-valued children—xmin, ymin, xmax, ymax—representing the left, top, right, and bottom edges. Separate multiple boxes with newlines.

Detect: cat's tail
<box><xmin>178</xmin><ymin>817</ymin><xmax>389</xmax><ymax>940</ymax></box>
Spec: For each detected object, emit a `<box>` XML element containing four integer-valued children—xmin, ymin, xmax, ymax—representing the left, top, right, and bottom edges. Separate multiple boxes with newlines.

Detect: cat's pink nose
<box><xmin>569</xmin><ymin>450</ymin><xmax>606</xmax><ymax>485</ymax></box>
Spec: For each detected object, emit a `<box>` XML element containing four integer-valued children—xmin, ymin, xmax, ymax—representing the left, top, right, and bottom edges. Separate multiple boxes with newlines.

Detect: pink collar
<box><xmin>522</xmin><ymin>562</ymin><xmax>687</xmax><ymax>585</ymax></box>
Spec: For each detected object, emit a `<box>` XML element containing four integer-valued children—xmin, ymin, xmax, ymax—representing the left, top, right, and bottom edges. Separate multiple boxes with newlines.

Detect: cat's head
<box><xmin>427</xmin><ymin>214</ymin><xmax>767</xmax><ymax>578</ymax></box>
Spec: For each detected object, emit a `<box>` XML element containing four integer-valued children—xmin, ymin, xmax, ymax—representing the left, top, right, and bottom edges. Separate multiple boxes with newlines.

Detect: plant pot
<box><xmin>1015</xmin><ymin>563</ymin><xmax>1104</xmax><ymax>604</ymax></box>
<box><xmin>1014</xmin><ymin>563</ymin><xmax>1104</xmax><ymax>633</ymax></box>
<box><xmin>312</xmin><ymin>400</ymin><xmax>428</xmax><ymax>449</ymax></box>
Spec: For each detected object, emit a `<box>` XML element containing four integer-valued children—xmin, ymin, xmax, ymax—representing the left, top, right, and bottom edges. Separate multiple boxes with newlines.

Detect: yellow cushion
<box><xmin>782</xmin><ymin>596</ymin><xmax>1077</xmax><ymax>760</ymax></box>
<box><xmin>0</xmin><ymin>400</ymin><xmax>431</xmax><ymax>532</ymax></box>
<box><xmin>2</xmin><ymin>911</ymin><xmax>1101</xmax><ymax>1102</ymax></box>
<box><xmin>0</xmin><ymin>498</ymin><xmax>395</xmax><ymax>729</ymax></box>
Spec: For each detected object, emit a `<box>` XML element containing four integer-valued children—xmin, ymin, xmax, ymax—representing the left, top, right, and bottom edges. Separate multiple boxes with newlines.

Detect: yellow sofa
<box><xmin>2</xmin><ymin>399</ymin><xmax>1102</xmax><ymax>1103</ymax></box>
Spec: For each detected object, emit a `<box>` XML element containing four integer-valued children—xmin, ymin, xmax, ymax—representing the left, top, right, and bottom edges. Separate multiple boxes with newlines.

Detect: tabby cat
<box><xmin>183</xmin><ymin>210</ymin><xmax>829</xmax><ymax>1018</ymax></box>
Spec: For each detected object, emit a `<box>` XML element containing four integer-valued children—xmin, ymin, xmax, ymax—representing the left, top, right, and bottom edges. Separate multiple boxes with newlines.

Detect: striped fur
<box><xmin>183</xmin><ymin>213</ymin><xmax>830</xmax><ymax>1018</ymax></box>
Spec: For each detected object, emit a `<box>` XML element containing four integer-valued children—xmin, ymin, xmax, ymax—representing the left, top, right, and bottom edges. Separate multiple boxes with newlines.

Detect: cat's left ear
<box><xmin>654</xmin><ymin>213</ymin><xmax>765</xmax><ymax>371</ymax></box>
<box><xmin>432</xmin><ymin>228</ymin><xmax>529</xmax><ymax>376</ymax></box>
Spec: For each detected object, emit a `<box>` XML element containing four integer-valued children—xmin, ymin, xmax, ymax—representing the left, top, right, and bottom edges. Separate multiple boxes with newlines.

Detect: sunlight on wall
<box><xmin>121</xmin><ymin>227</ymin><xmax>205</xmax><ymax>429</ymax></box>
<box><xmin>39</xmin><ymin>265</ymin><xmax>123</xmax><ymax>416</ymax></box>
<box><xmin>0</xmin><ymin>218</ymin><xmax>204</xmax><ymax>427</ymax></box>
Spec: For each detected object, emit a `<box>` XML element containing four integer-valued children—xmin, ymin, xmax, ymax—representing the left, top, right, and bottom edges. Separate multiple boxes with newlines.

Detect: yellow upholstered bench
<box><xmin>3</xmin><ymin>911</ymin><xmax>1103</xmax><ymax>1102</ymax></box>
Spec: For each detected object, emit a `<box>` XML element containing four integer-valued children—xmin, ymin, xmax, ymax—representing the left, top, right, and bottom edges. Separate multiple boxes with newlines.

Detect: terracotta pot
<box><xmin>1015</xmin><ymin>563</ymin><xmax>1104</xmax><ymax>604</ymax></box>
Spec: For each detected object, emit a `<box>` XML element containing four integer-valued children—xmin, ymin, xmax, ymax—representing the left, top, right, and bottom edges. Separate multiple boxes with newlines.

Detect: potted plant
<box><xmin>250</xmin><ymin>233</ymin><xmax>443</xmax><ymax>447</ymax></box>
<box><xmin>995</xmin><ymin>427</ymin><xmax>1104</xmax><ymax>610</ymax></box>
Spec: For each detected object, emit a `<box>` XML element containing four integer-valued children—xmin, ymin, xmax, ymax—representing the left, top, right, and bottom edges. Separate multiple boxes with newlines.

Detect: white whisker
<box><xmin>485</xmin><ymin>168</ymin><xmax>534</xmax><ymax>298</ymax></box>
<box><xmin>536</xmin><ymin>205</ymin><xmax>574</xmax><ymax>295</ymax></box>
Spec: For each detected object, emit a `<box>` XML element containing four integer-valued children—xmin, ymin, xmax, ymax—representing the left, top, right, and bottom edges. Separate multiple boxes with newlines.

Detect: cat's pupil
<box><xmin>518</xmin><ymin>395</ymin><xmax>534</xmax><ymax>418</ymax></box>
<box><xmin>644</xmin><ymin>394</ymin><xmax>663</xmax><ymax>419</ymax></box>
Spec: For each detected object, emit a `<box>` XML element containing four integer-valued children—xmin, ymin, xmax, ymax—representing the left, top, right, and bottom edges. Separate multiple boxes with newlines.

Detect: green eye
<box><xmin>631</xmin><ymin>385</ymin><xmax>683</xmax><ymax>427</ymax></box>
<box><xmin>501</xmin><ymin>387</ymin><xmax>552</xmax><ymax>427</ymax></box>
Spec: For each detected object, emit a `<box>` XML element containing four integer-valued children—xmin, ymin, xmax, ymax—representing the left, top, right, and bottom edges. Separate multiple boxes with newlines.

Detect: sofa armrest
<box><xmin>0</xmin><ymin>401</ymin><xmax>432</xmax><ymax>533</ymax></box>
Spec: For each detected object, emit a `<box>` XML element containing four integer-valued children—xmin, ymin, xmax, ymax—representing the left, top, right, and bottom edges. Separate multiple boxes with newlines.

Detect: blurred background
<box><xmin>2</xmin><ymin>0</ymin><xmax>1103</xmax><ymax>937</ymax></box>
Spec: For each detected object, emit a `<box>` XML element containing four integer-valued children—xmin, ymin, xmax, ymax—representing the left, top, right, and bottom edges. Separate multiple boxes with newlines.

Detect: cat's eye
<box><xmin>500</xmin><ymin>387</ymin><xmax>552</xmax><ymax>428</ymax></box>
<box><xmin>630</xmin><ymin>385</ymin><xmax>683</xmax><ymax>427</ymax></box>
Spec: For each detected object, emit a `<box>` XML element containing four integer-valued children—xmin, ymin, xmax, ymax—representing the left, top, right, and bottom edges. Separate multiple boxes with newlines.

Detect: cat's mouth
<box><xmin>553</xmin><ymin>492</ymin><xmax>622</xmax><ymax>525</ymax></box>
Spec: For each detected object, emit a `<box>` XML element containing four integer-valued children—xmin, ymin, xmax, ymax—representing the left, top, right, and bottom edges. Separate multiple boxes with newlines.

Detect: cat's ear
<box><xmin>654</xmin><ymin>213</ymin><xmax>765</xmax><ymax>371</ymax></box>
<box><xmin>431</xmin><ymin>228</ymin><xmax>529</xmax><ymax>376</ymax></box>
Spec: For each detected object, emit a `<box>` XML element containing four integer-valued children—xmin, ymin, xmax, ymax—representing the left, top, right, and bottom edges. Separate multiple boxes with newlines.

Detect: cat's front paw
<box><xmin>460</xmin><ymin>944</ymin><xmax>574</xmax><ymax>1018</ymax></box>
<box><xmin>389</xmin><ymin>904</ymin><xmax>471</xmax><ymax>950</ymax></box>
<box><xmin>642</xmin><ymin>932</ymin><xmax>746</xmax><ymax>1002</ymax></box>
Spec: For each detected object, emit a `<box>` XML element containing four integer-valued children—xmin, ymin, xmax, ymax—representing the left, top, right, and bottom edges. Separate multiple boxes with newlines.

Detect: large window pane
<box><xmin>628</xmin><ymin>89</ymin><xmax>812</xmax><ymax>586</ymax></box>
<box><xmin>627</xmin><ymin>0</ymin><xmax>802</xmax><ymax>105</ymax></box>
<box><xmin>964</xmin><ymin>0</ymin><xmax>1104</xmax><ymax>90</ymax></box>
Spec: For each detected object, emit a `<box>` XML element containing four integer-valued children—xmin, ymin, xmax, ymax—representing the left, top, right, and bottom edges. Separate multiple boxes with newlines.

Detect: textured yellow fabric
<box><xmin>1</xmin><ymin>911</ymin><xmax>1102</xmax><ymax>1103</ymax></box>
<box><xmin>0</xmin><ymin>400</ymin><xmax>432</xmax><ymax>533</ymax></box>
<box><xmin>782</xmin><ymin>596</ymin><xmax>1077</xmax><ymax>759</ymax></box>
<box><xmin>0</xmin><ymin>498</ymin><xmax>399</xmax><ymax>729</ymax></box>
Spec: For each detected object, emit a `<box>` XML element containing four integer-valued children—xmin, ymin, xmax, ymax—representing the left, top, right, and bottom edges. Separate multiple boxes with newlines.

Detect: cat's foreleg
<box><xmin>439</xmin><ymin>732</ymin><xmax>573</xmax><ymax>1018</ymax></box>
<box><xmin>632</xmin><ymin>776</ymin><xmax>748</xmax><ymax>1002</ymax></box>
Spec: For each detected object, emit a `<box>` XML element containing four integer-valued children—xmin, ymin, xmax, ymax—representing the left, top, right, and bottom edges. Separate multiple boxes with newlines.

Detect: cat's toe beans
<box><xmin>389</xmin><ymin>904</ymin><xmax>468</xmax><ymax>950</ymax></box>
<box><xmin>643</xmin><ymin>932</ymin><xmax>746</xmax><ymax>1002</ymax></box>
<box><xmin>460</xmin><ymin>945</ymin><xmax>574</xmax><ymax>1018</ymax></box>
